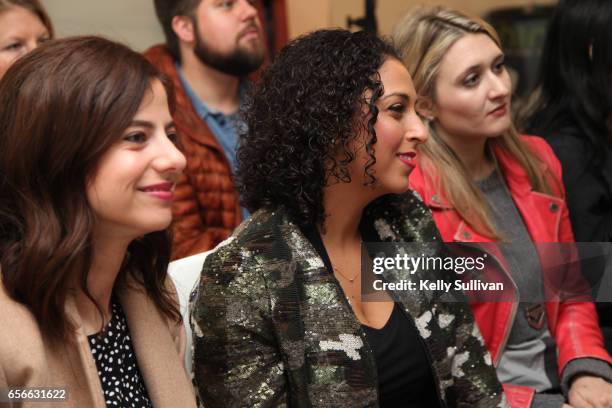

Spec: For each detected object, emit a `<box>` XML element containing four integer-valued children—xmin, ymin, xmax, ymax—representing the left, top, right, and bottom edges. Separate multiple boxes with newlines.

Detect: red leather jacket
<box><xmin>409</xmin><ymin>135</ymin><xmax>612</xmax><ymax>407</ymax></box>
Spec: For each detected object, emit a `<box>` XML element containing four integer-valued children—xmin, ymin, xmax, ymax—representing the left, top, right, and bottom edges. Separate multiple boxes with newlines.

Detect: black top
<box><xmin>87</xmin><ymin>300</ymin><xmax>153</xmax><ymax>408</ymax></box>
<box><xmin>362</xmin><ymin>304</ymin><xmax>441</xmax><ymax>407</ymax></box>
<box><xmin>528</xmin><ymin>121</ymin><xmax>612</xmax><ymax>335</ymax></box>
<box><xmin>534</xmin><ymin>122</ymin><xmax>612</xmax><ymax>243</ymax></box>
<box><xmin>303</xmin><ymin>226</ymin><xmax>441</xmax><ymax>407</ymax></box>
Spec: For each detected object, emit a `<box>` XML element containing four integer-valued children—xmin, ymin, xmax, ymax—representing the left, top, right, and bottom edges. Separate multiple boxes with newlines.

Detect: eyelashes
<box><xmin>462</xmin><ymin>60</ymin><xmax>506</xmax><ymax>88</ymax></box>
<box><xmin>123</xmin><ymin>131</ymin><xmax>177</xmax><ymax>145</ymax></box>
<box><xmin>123</xmin><ymin>132</ymin><xmax>147</xmax><ymax>143</ymax></box>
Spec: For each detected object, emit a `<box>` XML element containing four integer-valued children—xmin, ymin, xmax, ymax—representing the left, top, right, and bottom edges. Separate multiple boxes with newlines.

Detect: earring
<box><xmin>421</xmin><ymin>115</ymin><xmax>435</xmax><ymax>126</ymax></box>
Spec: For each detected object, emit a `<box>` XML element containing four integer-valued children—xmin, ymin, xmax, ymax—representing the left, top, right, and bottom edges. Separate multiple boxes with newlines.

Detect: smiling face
<box><xmin>432</xmin><ymin>33</ymin><xmax>511</xmax><ymax>145</ymax></box>
<box><xmin>347</xmin><ymin>58</ymin><xmax>428</xmax><ymax>197</ymax></box>
<box><xmin>191</xmin><ymin>0</ymin><xmax>264</xmax><ymax>76</ymax></box>
<box><xmin>87</xmin><ymin>80</ymin><xmax>186</xmax><ymax>240</ymax></box>
<box><xmin>0</xmin><ymin>5</ymin><xmax>50</xmax><ymax>79</ymax></box>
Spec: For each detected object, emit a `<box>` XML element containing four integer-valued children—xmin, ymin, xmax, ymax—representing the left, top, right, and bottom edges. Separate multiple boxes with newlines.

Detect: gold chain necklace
<box><xmin>330</xmin><ymin>246</ymin><xmax>361</xmax><ymax>283</ymax></box>
<box><xmin>333</xmin><ymin>264</ymin><xmax>359</xmax><ymax>283</ymax></box>
<box><xmin>321</xmin><ymin>231</ymin><xmax>361</xmax><ymax>284</ymax></box>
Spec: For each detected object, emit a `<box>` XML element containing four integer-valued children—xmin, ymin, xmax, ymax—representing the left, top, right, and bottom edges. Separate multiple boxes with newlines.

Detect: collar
<box><xmin>360</xmin><ymin>191</ymin><xmax>442</xmax><ymax>243</ymax></box>
<box><xmin>413</xmin><ymin>137</ymin><xmax>554</xmax><ymax>210</ymax></box>
<box><xmin>176</xmin><ymin>62</ymin><xmax>248</xmax><ymax>120</ymax></box>
<box><xmin>491</xmin><ymin>139</ymin><xmax>545</xmax><ymax>198</ymax></box>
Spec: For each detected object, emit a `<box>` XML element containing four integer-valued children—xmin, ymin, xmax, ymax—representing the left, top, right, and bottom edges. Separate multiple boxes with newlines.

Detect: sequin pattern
<box><xmin>191</xmin><ymin>191</ymin><xmax>508</xmax><ymax>407</ymax></box>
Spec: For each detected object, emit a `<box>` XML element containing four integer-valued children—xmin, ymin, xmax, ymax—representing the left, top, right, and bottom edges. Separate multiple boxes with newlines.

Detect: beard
<box><xmin>192</xmin><ymin>22</ymin><xmax>264</xmax><ymax>77</ymax></box>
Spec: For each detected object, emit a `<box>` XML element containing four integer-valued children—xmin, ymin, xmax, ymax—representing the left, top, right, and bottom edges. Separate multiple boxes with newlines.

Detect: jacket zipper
<box><xmin>457</xmin><ymin>243</ymin><xmax>520</xmax><ymax>366</ymax></box>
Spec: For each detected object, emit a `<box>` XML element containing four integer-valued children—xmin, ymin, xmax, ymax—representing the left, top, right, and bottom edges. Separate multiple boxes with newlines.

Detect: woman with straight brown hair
<box><xmin>0</xmin><ymin>0</ymin><xmax>53</xmax><ymax>79</ymax></box>
<box><xmin>0</xmin><ymin>36</ymin><xmax>196</xmax><ymax>408</ymax></box>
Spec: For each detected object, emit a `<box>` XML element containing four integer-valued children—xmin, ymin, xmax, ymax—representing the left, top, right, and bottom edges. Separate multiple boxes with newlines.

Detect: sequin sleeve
<box><xmin>442</xmin><ymin>300</ymin><xmax>508</xmax><ymax>408</ymax></box>
<box><xmin>190</xmin><ymin>241</ymin><xmax>288</xmax><ymax>407</ymax></box>
<box><xmin>363</xmin><ymin>193</ymin><xmax>508</xmax><ymax>407</ymax></box>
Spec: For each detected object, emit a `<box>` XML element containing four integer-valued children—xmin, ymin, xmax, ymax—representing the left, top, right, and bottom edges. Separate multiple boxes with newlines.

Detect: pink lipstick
<box><xmin>138</xmin><ymin>182</ymin><xmax>174</xmax><ymax>201</ymax></box>
<box><xmin>488</xmin><ymin>104</ymin><xmax>507</xmax><ymax>117</ymax></box>
<box><xmin>397</xmin><ymin>152</ymin><xmax>417</xmax><ymax>169</ymax></box>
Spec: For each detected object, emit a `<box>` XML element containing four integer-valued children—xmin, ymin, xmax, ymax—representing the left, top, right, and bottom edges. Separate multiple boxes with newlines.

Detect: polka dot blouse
<box><xmin>87</xmin><ymin>300</ymin><xmax>153</xmax><ymax>408</ymax></box>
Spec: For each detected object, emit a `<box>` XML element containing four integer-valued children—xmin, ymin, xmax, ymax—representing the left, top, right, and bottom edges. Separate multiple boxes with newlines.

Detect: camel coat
<box><xmin>0</xmin><ymin>277</ymin><xmax>197</xmax><ymax>408</ymax></box>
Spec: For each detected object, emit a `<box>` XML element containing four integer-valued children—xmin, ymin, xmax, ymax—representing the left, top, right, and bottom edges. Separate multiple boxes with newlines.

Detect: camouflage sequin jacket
<box><xmin>191</xmin><ymin>192</ymin><xmax>508</xmax><ymax>407</ymax></box>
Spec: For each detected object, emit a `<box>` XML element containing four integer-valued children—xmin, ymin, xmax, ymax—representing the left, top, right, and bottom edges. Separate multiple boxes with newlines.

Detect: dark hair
<box><xmin>525</xmin><ymin>0</ymin><xmax>612</xmax><ymax>163</ymax></box>
<box><xmin>0</xmin><ymin>36</ymin><xmax>179</xmax><ymax>342</ymax></box>
<box><xmin>237</xmin><ymin>29</ymin><xmax>398</xmax><ymax>227</ymax></box>
<box><xmin>0</xmin><ymin>0</ymin><xmax>55</xmax><ymax>38</ymax></box>
<box><xmin>153</xmin><ymin>0</ymin><xmax>201</xmax><ymax>61</ymax></box>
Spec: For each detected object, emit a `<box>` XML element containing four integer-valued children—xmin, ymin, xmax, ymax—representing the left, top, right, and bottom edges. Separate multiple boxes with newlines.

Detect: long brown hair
<box><xmin>0</xmin><ymin>0</ymin><xmax>55</xmax><ymax>38</ymax></box>
<box><xmin>393</xmin><ymin>6</ymin><xmax>554</xmax><ymax>239</ymax></box>
<box><xmin>0</xmin><ymin>36</ymin><xmax>179</xmax><ymax>342</ymax></box>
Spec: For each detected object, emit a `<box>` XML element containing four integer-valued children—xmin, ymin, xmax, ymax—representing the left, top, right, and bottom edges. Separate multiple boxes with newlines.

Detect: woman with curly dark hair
<box><xmin>190</xmin><ymin>29</ymin><xmax>506</xmax><ymax>407</ymax></box>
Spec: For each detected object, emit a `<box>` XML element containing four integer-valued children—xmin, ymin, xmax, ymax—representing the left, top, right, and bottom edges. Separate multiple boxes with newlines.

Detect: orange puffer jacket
<box><xmin>144</xmin><ymin>45</ymin><xmax>242</xmax><ymax>260</ymax></box>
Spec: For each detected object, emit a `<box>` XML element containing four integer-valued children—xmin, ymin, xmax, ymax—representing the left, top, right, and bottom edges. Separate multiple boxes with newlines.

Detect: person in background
<box><xmin>394</xmin><ymin>6</ymin><xmax>612</xmax><ymax>408</ymax></box>
<box><xmin>0</xmin><ymin>36</ymin><xmax>196</xmax><ymax>408</ymax></box>
<box><xmin>146</xmin><ymin>0</ymin><xmax>265</xmax><ymax>259</ymax></box>
<box><xmin>524</xmin><ymin>0</ymin><xmax>612</xmax><ymax>353</ymax></box>
<box><xmin>191</xmin><ymin>28</ymin><xmax>506</xmax><ymax>407</ymax></box>
<box><xmin>0</xmin><ymin>0</ymin><xmax>53</xmax><ymax>79</ymax></box>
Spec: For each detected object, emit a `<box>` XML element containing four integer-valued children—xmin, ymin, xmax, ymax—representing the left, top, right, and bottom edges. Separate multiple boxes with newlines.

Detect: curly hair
<box><xmin>237</xmin><ymin>29</ymin><xmax>398</xmax><ymax>227</ymax></box>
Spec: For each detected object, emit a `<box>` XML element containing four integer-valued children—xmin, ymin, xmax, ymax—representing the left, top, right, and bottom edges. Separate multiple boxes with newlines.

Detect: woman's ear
<box><xmin>416</xmin><ymin>96</ymin><xmax>436</xmax><ymax>121</ymax></box>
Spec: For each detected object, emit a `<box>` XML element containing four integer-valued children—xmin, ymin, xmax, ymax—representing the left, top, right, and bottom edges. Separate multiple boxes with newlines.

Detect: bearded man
<box><xmin>146</xmin><ymin>0</ymin><xmax>265</xmax><ymax>259</ymax></box>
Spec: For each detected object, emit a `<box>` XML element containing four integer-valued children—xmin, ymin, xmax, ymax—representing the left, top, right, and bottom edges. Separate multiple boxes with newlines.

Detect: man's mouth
<box><xmin>239</xmin><ymin>25</ymin><xmax>260</xmax><ymax>41</ymax></box>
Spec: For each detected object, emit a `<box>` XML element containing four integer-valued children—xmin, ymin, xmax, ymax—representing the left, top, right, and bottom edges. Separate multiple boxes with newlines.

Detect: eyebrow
<box><xmin>130</xmin><ymin>120</ymin><xmax>175</xmax><ymax>131</ymax></box>
<box><xmin>457</xmin><ymin>53</ymin><xmax>505</xmax><ymax>79</ymax></box>
<box><xmin>4</xmin><ymin>30</ymin><xmax>49</xmax><ymax>41</ymax></box>
<box><xmin>380</xmin><ymin>92</ymin><xmax>410</xmax><ymax>102</ymax></box>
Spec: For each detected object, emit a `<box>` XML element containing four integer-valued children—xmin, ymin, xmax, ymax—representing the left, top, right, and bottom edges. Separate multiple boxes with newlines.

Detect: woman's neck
<box><xmin>320</xmin><ymin>181</ymin><xmax>370</xmax><ymax>247</ymax></box>
<box><xmin>74</xmin><ymin>233</ymin><xmax>130</xmax><ymax>335</ymax></box>
<box><xmin>436</xmin><ymin>127</ymin><xmax>495</xmax><ymax>181</ymax></box>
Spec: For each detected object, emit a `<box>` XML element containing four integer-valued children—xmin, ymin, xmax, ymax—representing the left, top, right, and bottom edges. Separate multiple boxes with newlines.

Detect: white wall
<box><xmin>44</xmin><ymin>0</ymin><xmax>164</xmax><ymax>51</ymax></box>
<box><xmin>287</xmin><ymin>0</ymin><xmax>557</xmax><ymax>38</ymax></box>
<box><xmin>42</xmin><ymin>0</ymin><xmax>558</xmax><ymax>51</ymax></box>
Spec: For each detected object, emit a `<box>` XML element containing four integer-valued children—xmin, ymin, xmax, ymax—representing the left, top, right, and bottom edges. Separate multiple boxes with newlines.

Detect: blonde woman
<box><xmin>394</xmin><ymin>6</ymin><xmax>612</xmax><ymax>408</ymax></box>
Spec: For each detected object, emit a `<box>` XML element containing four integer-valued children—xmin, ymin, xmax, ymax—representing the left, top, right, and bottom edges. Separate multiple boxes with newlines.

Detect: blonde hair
<box><xmin>393</xmin><ymin>6</ymin><xmax>554</xmax><ymax>239</ymax></box>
